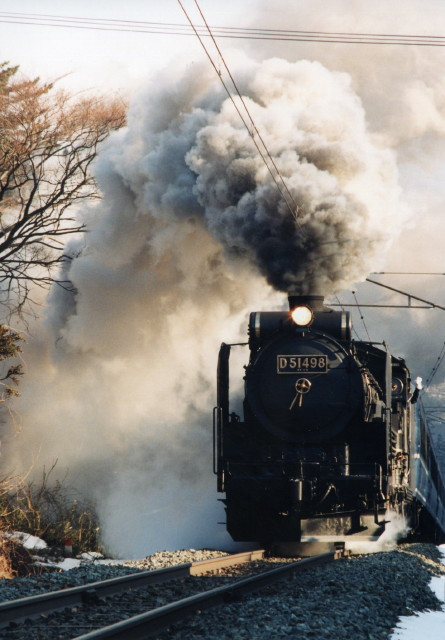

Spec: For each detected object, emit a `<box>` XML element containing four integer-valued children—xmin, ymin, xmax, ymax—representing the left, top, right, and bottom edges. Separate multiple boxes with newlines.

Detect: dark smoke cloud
<box><xmin>185</xmin><ymin>58</ymin><xmax>405</xmax><ymax>294</ymax></box>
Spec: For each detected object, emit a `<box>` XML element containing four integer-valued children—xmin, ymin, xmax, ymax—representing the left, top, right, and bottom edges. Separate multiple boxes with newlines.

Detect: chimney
<box><xmin>288</xmin><ymin>294</ymin><xmax>325</xmax><ymax>311</ymax></box>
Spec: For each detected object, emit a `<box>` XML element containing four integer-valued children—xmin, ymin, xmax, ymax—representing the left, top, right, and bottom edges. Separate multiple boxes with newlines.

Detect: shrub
<box><xmin>0</xmin><ymin>463</ymin><xmax>101</xmax><ymax>555</ymax></box>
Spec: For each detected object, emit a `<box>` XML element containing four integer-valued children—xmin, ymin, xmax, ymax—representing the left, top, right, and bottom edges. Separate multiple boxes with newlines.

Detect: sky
<box><xmin>2</xmin><ymin>0</ymin><xmax>445</xmax><ymax>567</ymax></box>
<box><xmin>0</xmin><ymin>1</ymin><xmax>258</xmax><ymax>94</ymax></box>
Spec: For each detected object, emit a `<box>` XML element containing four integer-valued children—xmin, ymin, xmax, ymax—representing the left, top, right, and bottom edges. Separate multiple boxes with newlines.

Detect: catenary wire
<box><xmin>340</xmin><ymin>281</ymin><xmax>445</xmax><ymax>394</ymax></box>
<box><xmin>2</xmin><ymin>12</ymin><xmax>445</xmax><ymax>46</ymax></box>
<box><xmin>352</xmin><ymin>290</ymin><xmax>371</xmax><ymax>341</ymax></box>
<box><xmin>366</xmin><ymin>276</ymin><xmax>445</xmax><ymax>392</ymax></box>
<box><xmin>4</xmin><ymin>10</ymin><xmax>445</xmax><ymax>41</ymax></box>
<box><xmin>424</xmin><ymin>341</ymin><xmax>445</xmax><ymax>390</ymax></box>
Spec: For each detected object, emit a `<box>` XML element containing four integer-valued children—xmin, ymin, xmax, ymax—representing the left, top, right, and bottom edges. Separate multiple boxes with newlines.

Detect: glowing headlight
<box><xmin>291</xmin><ymin>305</ymin><xmax>313</xmax><ymax>327</ymax></box>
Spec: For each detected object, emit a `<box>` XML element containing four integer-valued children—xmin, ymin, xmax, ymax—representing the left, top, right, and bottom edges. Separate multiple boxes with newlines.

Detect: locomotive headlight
<box><xmin>291</xmin><ymin>305</ymin><xmax>313</xmax><ymax>326</ymax></box>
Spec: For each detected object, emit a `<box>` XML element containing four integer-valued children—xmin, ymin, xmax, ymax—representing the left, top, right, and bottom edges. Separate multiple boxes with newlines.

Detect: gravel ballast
<box><xmin>0</xmin><ymin>544</ymin><xmax>443</xmax><ymax>639</ymax></box>
<box><xmin>0</xmin><ymin>548</ymin><xmax>227</xmax><ymax>603</ymax></box>
<box><xmin>161</xmin><ymin>543</ymin><xmax>445</xmax><ymax>640</ymax></box>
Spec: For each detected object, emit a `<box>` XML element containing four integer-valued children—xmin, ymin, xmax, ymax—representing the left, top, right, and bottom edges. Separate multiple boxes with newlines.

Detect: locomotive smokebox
<box><xmin>288</xmin><ymin>294</ymin><xmax>326</xmax><ymax>312</ymax></box>
<box><xmin>249</xmin><ymin>294</ymin><xmax>351</xmax><ymax>344</ymax></box>
<box><xmin>287</xmin><ymin>293</ymin><xmax>351</xmax><ymax>342</ymax></box>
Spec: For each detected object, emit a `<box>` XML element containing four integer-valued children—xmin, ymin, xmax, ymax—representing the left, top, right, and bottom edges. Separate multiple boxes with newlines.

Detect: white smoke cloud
<box><xmin>2</xmin><ymin>62</ymin><xmax>277</xmax><ymax>555</ymax></box>
<box><xmin>5</xmin><ymin>0</ymin><xmax>445</xmax><ymax>556</ymax></box>
<box><xmin>252</xmin><ymin>0</ymin><xmax>445</xmax><ymax>143</ymax></box>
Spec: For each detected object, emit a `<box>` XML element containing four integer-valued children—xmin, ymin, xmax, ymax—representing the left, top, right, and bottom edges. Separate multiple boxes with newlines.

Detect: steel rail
<box><xmin>72</xmin><ymin>551</ymin><xmax>339</xmax><ymax>640</ymax></box>
<box><xmin>0</xmin><ymin>549</ymin><xmax>265</xmax><ymax>628</ymax></box>
<box><xmin>190</xmin><ymin>549</ymin><xmax>265</xmax><ymax>574</ymax></box>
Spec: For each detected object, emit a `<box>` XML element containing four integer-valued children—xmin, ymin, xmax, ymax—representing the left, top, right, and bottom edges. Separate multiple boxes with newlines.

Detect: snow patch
<box><xmin>390</xmin><ymin>546</ymin><xmax>445</xmax><ymax>639</ymax></box>
<box><xmin>4</xmin><ymin>532</ymin><xmax>48</xmax><ymax>550</ymax></box>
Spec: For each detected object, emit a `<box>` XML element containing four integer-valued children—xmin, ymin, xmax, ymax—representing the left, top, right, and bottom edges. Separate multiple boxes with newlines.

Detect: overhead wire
<box><xmin>365</xmin><ymin>278</ymin><xmax>445</xmax><ymax>311</ymax></box>
<box><xmin>357</xmin><ymin>277</ymin><xmax>445</xmax><ymax>393</ymax></box>
<box><xmin>339</xmin><ymin>279</ymin><xmax>445</xmax><ymax>395</ymax></box>
<box><xmin>2</xmin><ymin>11</ymin><xmax>445</xmax><ymax>46</ymax></box>
<box><xmin>425</xmin><ymin>341</ymin><xmax>445</xmax><ymax>390</ymax></box>
<box><xmin>352</xmin><ymin>290</ymin><xmax>371</xmax><ymax>341</ymax></box>
<box><xmin>176</xmin><ymin>0</ymin><xmax>305</xmax><ymax>235</ymax></box>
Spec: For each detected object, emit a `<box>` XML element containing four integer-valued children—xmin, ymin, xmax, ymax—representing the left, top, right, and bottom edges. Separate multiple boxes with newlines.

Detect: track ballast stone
<box><xmin>161</xmin><ymin>543</ymin><xmax>445</xmax><ymax>640</ymax></box>
<box><xmin>0</xmin><ymin>544</ymin><xmax>443</xmax><ymax>639</ymax></box>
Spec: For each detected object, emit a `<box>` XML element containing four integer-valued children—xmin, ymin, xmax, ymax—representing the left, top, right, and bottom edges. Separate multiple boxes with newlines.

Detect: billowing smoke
<box><xmin>136</xmin><ymin>56</ymin><xmax>404</xmax><ymax>296</ymax></box>
<box><xmin>7</xmin><ymin>55</ymin><xmax>404</xmax><ymax>555</ymax></box>
<box><xmin>6</xmin><ymin>0</ymin><xmax>445</xmax><ymax>556</ymax></box>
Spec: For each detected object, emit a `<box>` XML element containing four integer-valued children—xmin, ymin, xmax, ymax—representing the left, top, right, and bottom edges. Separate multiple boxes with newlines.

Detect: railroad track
<box><xmin>0</xmin><ymin>549</ymin><xmax>343</xmax><ymax>639</ymax></box>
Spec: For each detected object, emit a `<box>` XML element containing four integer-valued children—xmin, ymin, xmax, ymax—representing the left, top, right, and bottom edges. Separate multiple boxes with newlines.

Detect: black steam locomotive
<box><xmin>214</xmin><ymin>295</ymin><xmax>445</xmax><ymax>547</ymax></box>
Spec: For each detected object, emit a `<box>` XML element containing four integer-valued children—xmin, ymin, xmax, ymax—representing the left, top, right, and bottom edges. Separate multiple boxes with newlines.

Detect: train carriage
<box><xmin>411</xmin><ymin>402</ymin><xmax>445</xmax><ymax>541</ymax></box>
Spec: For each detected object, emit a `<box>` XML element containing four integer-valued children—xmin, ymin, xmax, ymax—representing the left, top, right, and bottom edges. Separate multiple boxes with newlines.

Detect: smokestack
<box><xmin>288</xmin><ymin>294</ymin><xmax>325</xmax><ymax>311</ymax></box>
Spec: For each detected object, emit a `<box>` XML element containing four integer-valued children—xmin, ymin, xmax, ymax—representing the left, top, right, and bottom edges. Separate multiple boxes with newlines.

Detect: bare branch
<box><xmin>0</xmin><ymin>64</ymin><xmax>126</xmax><ymax>315</ymax></box>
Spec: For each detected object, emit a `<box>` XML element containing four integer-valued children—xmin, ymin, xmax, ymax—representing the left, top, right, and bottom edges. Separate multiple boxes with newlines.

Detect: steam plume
<box><xmin>188</xmin><ymin>58</ymin><xmax>405</xmax><ymax>294</ymax></box>
<box><xmin>139</xmin><ymin>57</ymin><xmax>404</xmax><ymax>296</ymax></box>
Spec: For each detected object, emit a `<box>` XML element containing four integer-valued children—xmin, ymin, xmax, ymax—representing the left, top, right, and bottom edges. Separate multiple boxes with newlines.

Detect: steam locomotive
<box><xmin>214</xmin><ymin>295</ymin><xmax>445</xmax><ymax>548</ymax></box>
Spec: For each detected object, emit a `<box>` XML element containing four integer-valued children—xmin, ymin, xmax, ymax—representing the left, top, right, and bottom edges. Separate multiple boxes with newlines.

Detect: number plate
<box><xmin>277</xmin><ymin>354</ymin><xmax>328</xmax><ymax>374</ymax></box>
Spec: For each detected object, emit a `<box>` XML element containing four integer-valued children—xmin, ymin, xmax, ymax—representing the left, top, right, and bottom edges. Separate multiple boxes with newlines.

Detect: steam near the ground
<box><xmin>5</xmin><ymin>0</ymin><xmax>445</xmax><ymax>556</ymax></box>
<box><xmin>346</xmin><ymin>511</ymin><xmax>411</xmax><ymax>555</ymax></box>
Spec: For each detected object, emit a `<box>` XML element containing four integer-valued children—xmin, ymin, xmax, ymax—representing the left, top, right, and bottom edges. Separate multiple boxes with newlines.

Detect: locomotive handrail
<box><xmin>213</xmin><ymin>405</ymin><xmax>224</xmax><ymax>492</ymax></box>
<box><xmin>351</xmin><ymin>340</ymin><xmax>387</xmax><ymax>345</ymax></box>
<box><xmin>212</xmin><ymin>406</ymin><xmax>217</xmax><ymax>475</ymax></box>
<box><xmin>213</xmin><ymin>406</ymin><xmax>221</xmax><ymax>475</ymax></box>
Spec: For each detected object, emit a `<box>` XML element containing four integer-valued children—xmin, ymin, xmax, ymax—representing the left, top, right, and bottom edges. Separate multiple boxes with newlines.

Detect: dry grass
<box><xmin>0</xmin><ymin>462</ymin><xmax>101</xmax><ymax>561</ymax></box>
<box><xmin>0</xmin><ymin>536</ymin><xmax>41</xmax><ymax>579</ymax></box>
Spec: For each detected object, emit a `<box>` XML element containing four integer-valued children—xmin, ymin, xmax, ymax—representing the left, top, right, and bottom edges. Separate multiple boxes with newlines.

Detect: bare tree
<box><xmin>0</xmin><ymin>323</ymin><xmax>23</xmax><ymax>403</ymax></box>
<box><xmin>0</xmin><ymin>62</ymin><xmax>126</xmax><ymax>315</ymax></box>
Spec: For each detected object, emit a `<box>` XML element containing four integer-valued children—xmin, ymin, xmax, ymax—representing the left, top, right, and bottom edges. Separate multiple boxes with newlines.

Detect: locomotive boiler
<box><xmin>213</xmin><ymin>294</ymin><xmax>444</xmax><ymax>547</ymax></box>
